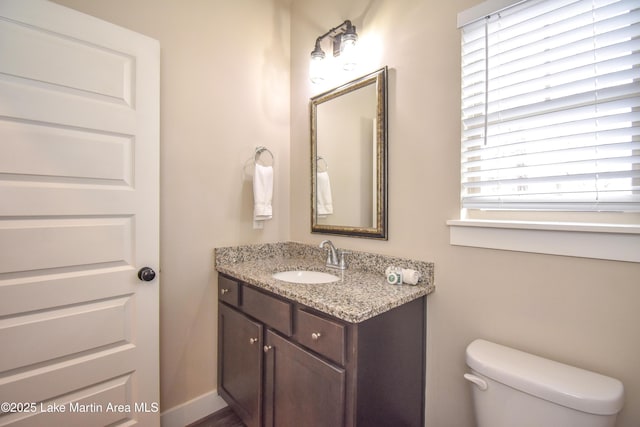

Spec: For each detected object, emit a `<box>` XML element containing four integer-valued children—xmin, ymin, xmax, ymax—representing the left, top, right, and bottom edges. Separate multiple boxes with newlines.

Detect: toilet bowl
<box><xmin>465</xmin><ymin>339</ymin><xmax>624</xmax><ymax>427</ymax></box>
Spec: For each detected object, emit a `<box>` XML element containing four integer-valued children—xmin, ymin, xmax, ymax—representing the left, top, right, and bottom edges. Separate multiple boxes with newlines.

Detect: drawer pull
<box><xmin>263</xmin><ymin>345</ymin><xmax>273</xmax><ymax>353</ymax></box>
<box><xmin>249</xmin><ymin>338</ymin><xmax>258</xmax><ymax>344</ymax></box>
<box><xmin>220</xmin><ymin>288</ymin><xmax>229</xmax><ymax>295</ymax></box>
<box><xmin>311</xmin><ymin>332</ymin><xmax>322</xmax><ymax>341</ymax></box>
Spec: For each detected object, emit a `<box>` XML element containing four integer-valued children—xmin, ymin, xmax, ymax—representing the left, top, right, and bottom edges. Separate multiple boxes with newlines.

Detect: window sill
<box><xmin>447</xmin><ymin>219</ymin><xmax>640</xmax><ymax>263</ymax></box>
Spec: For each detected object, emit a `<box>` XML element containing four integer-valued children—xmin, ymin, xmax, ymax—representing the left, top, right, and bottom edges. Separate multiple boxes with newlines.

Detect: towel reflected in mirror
<box><xmin>316</xmin><ymin>171</ymin><xmax>333</xmax><ymax>218</ymax></box>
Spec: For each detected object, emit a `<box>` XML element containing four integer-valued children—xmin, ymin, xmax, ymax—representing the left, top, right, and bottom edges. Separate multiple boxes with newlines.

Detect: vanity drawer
<box><xmin>243</xmin><ymin>286</ymin><xmax>292</xmax><ymax>336</ymax></box>
<box><xmin>296</xmin><ymin>309</ymin><xmax>345</xmax><ymax>365</ymax></box>
<box><xmin>218</xmin><ymin>275</ymin><xmax>240</xmax><ymax>307</ymax></box>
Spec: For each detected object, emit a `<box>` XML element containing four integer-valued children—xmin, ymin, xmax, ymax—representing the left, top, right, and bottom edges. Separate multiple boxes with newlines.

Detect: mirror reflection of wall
<box><xmin>316</xmin><ymin>83</ymin><xmax>376</xmax><ymax>227</ymax></box>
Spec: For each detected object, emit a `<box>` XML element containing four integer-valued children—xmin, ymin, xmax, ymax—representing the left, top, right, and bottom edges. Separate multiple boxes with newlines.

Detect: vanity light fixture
<box><xmin>309</xmin><ymin>20</ymin><xmax>358</xmax><ymax>83</ymax></box>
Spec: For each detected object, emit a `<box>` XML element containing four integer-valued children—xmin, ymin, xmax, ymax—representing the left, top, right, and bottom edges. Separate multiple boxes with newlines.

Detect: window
<box><xmin>451</xmin><ymin>0</ymin><xmax>640</xmax><ymax>262</ymax></box>
<box><xmin>459</xmin><ymin>0</ymin><xmax>640</xmax><ymax>213</ymax></box>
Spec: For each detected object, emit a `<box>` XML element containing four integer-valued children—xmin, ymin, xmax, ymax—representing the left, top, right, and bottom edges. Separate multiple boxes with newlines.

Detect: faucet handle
<box><xmin>337</xmin><ymin>250</ymin><xmax>350</xmax><ymax>269</ymax></box>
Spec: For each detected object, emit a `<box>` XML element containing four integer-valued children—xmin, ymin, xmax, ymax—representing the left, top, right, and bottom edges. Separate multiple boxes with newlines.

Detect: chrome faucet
<box><xmin>319</xmin><ymin>239</ymin><xmax>348</xmax><ymax>270</ymax></box>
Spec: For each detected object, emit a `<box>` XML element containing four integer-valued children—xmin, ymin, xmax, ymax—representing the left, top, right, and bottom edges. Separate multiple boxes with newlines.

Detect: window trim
<box><xmin>447</xmin><ymin>219</ymin><xmax>640</xmax><ymax>263</ymax></box>
<box><xmin>457</xmin><ymin>0</ymin><xmax>524</xmax><ymax>28</ymax></box>
<box><xmin>452</xmin><ymin>0</ymin><xmax>640</xmax><ymax>262</ymax></box>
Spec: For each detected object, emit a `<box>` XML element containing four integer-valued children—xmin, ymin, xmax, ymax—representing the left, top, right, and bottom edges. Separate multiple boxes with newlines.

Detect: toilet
<box><xmin>464</xmin><ymin>339</ymin><xmax>624</xmax><ymax>427</ymax></box>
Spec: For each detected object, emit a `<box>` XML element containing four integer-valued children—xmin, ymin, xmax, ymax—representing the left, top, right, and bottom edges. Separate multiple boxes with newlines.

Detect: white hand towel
<box><xmin>317</xmin><ymin>171</ymin><xmax>333</xmax><ymax>217</ymax></box>
<box><xmin>253</xmin><ymin>164</ymin><xmax>273</xmax><ymax>225</ymax></box>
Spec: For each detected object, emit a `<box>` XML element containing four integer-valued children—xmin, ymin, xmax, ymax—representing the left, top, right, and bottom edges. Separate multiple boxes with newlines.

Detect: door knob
<box><xmin>138</xmin><ymin>267</ymin><xmax>156</xmax><ymax>282</ymax></box>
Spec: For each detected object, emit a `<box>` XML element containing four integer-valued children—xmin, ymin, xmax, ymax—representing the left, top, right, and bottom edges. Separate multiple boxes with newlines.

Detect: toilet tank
<box><xmin>465</xmin><ymin>339</ymin><xmax>624</xmax><ymax>427</ymax></box>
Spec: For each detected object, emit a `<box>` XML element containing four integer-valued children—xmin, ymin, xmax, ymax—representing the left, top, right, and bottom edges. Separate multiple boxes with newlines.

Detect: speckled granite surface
<box><xmin>214</xmin><ymin>242</ymin><xmax>435</xmax><ymax>323</ymax></box>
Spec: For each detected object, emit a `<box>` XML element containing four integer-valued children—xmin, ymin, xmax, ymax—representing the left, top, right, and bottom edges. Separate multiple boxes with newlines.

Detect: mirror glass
<box><xmin>311</xmin><ymin>67</ymin><xmax>387</xmax><ymax>239</ymax></box>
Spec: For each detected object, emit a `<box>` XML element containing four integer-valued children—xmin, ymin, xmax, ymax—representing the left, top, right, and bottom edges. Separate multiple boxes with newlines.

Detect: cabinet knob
<box><xmin>220</xmin><ymin>288</ymin><xmax>229</xmax><ymax>295</ymax></box>
<box><xmin>263</xmin><ymin>345</ymin><xmax>273</xmax><ymax>353</ymax></box>
<box><xmin>311</xmin><ymin>332</ymin><xmax>322</xmax><ymax>341</ymax></box>
<box><xmin>249</xmin><ymin>338</ymin><xmax>258</xmax><ymax>344</ymax></box>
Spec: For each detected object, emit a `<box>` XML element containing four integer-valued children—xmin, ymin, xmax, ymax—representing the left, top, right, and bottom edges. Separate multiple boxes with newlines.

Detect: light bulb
<box><xmin>310</xmin><ymin>43</ymin><xmax>326</xmax><ymax>84</ymax></box>
<box><xmin>340</xmin><ymin>32</ymin><xmax>357</xmax><ymax>71</ymax></box>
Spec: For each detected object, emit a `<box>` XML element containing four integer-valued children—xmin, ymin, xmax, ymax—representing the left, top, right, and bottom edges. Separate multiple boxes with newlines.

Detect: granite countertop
<box><xmin>214</xmin><ymin>242</ymin><xmax>435</xmax><ymax>323</ymax></box>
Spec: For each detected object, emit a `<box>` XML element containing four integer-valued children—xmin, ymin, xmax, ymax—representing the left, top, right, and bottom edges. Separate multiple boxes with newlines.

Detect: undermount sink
<box><xmin>272</xmin><ymin>270</ymin><xmax>340</xmax><ymax>284</ymax></box>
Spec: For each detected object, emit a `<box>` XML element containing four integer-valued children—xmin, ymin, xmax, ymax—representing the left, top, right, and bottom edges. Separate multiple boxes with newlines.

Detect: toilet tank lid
<box><xmin>466</xmin><ymin>339</ymin><xmax>624</xmax><ymax>415</ymax></box>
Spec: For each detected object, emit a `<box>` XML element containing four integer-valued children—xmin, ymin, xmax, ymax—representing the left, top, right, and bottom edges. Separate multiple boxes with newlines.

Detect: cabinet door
<box><xmin>264</xmin><ymin>330</ymin><xmax>346</xmax><ymax>427</ymax></box>
<box><xmin>218</xmin><ymin>303</ymin><xmax>263</xmax><ymax>427</ymax></box>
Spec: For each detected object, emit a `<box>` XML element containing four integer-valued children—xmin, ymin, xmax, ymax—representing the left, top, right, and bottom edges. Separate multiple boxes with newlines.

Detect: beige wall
<box><xmin>50</xmin><ymin>0</ymin><xmax>640</xmax><ymax>425</ymax></box>
<box><xmin>52</xmin><ymin>0</ymin><xmax>291</xmax><ymax>411</ymax></box>
<box><xmin>290</xmin><ymin>1</ymin><xmax>640</xmax><ymax>426</ymax></box>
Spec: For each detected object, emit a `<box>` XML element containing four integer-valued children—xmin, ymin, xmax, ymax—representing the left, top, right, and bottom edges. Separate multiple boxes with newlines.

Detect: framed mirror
<box><xmin>310</xmin><ymin>67</ymin><xmax>388</xmax><ymax>239</ymax></box>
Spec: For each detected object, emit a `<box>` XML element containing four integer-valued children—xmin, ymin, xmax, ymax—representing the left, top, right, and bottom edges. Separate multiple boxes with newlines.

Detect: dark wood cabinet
<box><xmin>217</xmin><ymin>273</ymin><xmax>425</xmax><ymax>427</ymax></box>
<box><xmin>263</xmin><ymin>330</ymin><xmax>346</xmax><ymax>427</ymax></box>
<box><xmin>218</xmin><ymin>303</ymin><xmax>263</xmax><ymax>427</ymax></box>
<box><xmin>218</xmin><ymin>274</ymin><xmax>240</xmax><ymax>307</ymax></box>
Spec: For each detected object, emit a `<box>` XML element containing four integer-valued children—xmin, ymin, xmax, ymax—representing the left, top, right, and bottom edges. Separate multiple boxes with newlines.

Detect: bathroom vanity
<box><xmin>215</xmin><ymin>242</ymin><xmax>435</xmax><ymax>427</ymax></box>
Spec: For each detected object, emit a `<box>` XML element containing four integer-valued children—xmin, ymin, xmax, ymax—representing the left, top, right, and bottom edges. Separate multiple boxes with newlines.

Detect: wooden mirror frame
<box><xmin>310</xmin><ymin>67</ymin><xmax>388</xmax><ymax>239</ymax></box>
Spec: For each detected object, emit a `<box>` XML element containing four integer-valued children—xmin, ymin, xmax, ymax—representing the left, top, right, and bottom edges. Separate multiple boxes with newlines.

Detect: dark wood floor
<box><xmin>187</xmin><ymin>407</ymin><xmax>245</xmax><ymax>427</ymax></box>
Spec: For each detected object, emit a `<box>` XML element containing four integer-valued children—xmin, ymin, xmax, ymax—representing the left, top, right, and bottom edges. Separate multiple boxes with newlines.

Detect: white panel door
<box><xmin>0</xmin><ymin>0</ymin><xmax>160</xmax><ymax>425</ymax></box>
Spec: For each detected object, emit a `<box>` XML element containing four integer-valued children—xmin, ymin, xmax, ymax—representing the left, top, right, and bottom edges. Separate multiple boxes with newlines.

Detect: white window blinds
<box><xmin>460</xmin><ymin>0</ymin><xmax>640</xmax><ymax>211</ymax></box>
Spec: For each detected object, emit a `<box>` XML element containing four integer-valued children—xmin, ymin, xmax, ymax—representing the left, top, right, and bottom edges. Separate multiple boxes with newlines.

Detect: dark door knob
<box><xmin>138</xmin><ymin>267</ymin><xmax>156</xmax><ymax>282</ymax></box>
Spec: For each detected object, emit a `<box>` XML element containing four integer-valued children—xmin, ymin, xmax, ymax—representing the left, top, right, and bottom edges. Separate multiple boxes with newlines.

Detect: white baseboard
<box><xmin>160</xmin><ymin>389</ymin><xmax>227</xmax><ymax>427</ymax></box>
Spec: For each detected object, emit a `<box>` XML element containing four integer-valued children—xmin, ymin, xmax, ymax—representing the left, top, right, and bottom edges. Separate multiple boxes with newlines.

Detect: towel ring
<box><xmin>317</xmin><ymin>156</ymin><xmax>328</xmax><ymax>172</ymax></box>
<box><xmin>255</xmin><ymin>146</ymin><xmax>274</xmax><ymax>166</ymax></box>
